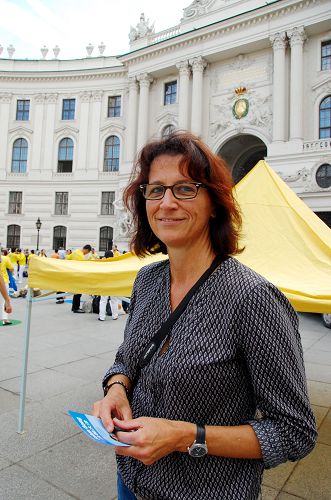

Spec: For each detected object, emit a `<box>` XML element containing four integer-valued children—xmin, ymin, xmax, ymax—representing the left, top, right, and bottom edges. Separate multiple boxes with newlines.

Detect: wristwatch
<box><xmin>188</xmin><ymin>424</ymin><xmax>208</xmax><ymax>458</ymax></box>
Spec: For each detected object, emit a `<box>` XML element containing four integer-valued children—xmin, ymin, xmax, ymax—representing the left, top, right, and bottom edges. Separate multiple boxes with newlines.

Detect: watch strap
<box><xmin>196</xmin><ymin>424</ymin><xmax>206</xmax><ymax>445</ymax></box>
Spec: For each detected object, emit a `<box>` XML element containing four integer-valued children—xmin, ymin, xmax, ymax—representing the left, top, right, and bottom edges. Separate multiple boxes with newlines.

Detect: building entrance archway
<box><xmin>218</xmin><ymin>134</ymin><xmax>267</xmax><ymax>184</ymax></box>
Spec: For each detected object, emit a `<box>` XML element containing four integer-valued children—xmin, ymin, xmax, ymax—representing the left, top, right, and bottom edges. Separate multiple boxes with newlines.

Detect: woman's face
<box><xmin>146</xmin><ymin>154</ymin><xmax>214</xmax><ymax>252</ymax></box>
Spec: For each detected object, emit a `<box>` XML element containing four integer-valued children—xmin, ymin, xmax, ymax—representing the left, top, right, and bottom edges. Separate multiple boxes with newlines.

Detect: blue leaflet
<box><xmin>68</xmin><ymin>411</ymin><xmax>130</xmax><ymax>447</ymax></box>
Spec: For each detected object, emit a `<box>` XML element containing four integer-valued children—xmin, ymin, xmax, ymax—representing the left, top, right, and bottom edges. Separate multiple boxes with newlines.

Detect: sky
<box><xmin>0</xmin><ymin>0</ymin><xmax>191</xmax><ymax>60</ymax></box>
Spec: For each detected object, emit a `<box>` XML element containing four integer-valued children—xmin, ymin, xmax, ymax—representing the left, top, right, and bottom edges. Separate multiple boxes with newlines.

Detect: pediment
<box><xmin>156</xmin><ymin>111</ymin><xmax>177</xmax><ymax>124</ymax></box>
<box><xmin>100</xmin><ymin>123</ymin><xmax>126</xmax><ymax>133</ymax></box>
<box><xmin>8</xmin><ymin>125</ymin><xmax>33</xmax><ymax>135</ymax></box>
<box><xmin>54</xmin><ymin>125</ymin><xmax>79</xmax><ymax>135</ymax></box>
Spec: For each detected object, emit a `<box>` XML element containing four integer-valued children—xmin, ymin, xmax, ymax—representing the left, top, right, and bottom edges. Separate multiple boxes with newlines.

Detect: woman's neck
<box><xmin>167</xmin><ymin>244</ymin><xmax>216</xmax><ymax>287</ymax></box>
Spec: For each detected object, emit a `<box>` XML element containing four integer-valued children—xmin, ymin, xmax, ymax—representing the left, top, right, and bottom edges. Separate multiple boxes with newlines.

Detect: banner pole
<box><xmin>17</xmin><ymin>288</ymin><xmax>33</xmax><ymax>434</ymax></box>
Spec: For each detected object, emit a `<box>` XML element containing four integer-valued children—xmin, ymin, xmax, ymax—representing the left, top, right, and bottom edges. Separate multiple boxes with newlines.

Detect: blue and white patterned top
<box><xmin>104</xmin><ymin>257</ymin><xmax>316</xmax><ymax>500</ymax></box>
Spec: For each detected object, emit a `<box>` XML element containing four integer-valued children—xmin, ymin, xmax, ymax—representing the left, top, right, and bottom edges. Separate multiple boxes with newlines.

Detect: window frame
<box><xmin>53</xmin><ymin>225</ymin><xmax>67</xmax><ymax>250</ymax></box>
<box><xmin>99</xmin><ymin>226</ymin><xmax>113</xmax><ymax>252</ymax></box>
<box><xmin>321</xmin><ymin>40</ymin><xmax>331</xmax><ymax>71</ymax></box>
<box><xmin>107</xmin><ymin>95</ymin><xmax>122</xmax><ymax>118</ymax></box>
<box><xmin>7</xmin><ymin>224</ymin><xmax>21</xmax><ymax>249</ymax></box>
<box><xmin>164</xmin><ymin>80</ymin><xmax>177</xmax><ymax>106</ymax></box>
<box><xmin>319</xmin><ymin>95</ymin><xmax>331</xmax><ymax>139</ymax></box>
<box><xmin>101</xmin><ymin>191</ymin><xmax>115</xmax><ymax>215</ymax></box>
<box><xmin>8</xmin><ymin>191</ymin><xmax>23</xmax><ymax>215</ymax></box>
<box><xmin>103</xmin><ymin>135</ymin><xmax>120</xmax><ymax>172</ymax></box>
<box><xmin>16</xmin><ymin>99</ymin><xmax>30</xmax><ymax>121</ymax></box>
<box><xmin>11</xmin><ymin>138</ymin><xmax>28</xmax><ymax>173</ymax></box>
<box><xmin>315</xmin><ymin>163</ymin><xmax>331</xmax><ymax>189</ymax></box>
<box><xmin>57</xmin><ymin>137</ymin><xmax>74</xmax><ymax>173</ymax></box>
<box><xmin>62</xmin><ymin>98</ymin><xmax>76</xmax><ymax>120</ymax></box>
<box><xmin>54</xmin><ymin>192</ymin><xmax>69</xmax><ymax>215</ymax></box>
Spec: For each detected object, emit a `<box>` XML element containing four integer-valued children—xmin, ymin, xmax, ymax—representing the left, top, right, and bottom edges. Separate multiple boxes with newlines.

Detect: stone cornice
<box><xmin>0</xmin><ymin>67</ymin><xmax>127</xmax><ymax>82</ymax></box>
<box><xmin>120</xmin><ymin>0</ymin><xmax>320</xmax><ymax>66</ymax></box>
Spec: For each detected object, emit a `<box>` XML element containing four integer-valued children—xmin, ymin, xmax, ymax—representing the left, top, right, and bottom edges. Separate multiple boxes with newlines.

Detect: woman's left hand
<box><xmin>114</xmin><ymin>416</ymin><xmax>195</xmax><ymax>465</ymax></box>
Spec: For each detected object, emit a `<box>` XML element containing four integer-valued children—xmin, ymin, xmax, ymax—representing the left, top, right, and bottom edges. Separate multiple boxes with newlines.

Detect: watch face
<box><xmin>189</xmin><ymin>444</ymin><xmax>208</xmax><ymax>458</ymax></box>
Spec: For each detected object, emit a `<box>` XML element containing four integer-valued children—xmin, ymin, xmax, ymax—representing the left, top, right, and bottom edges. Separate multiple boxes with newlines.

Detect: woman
<box><xmin>93</xmin><ymin>132</ymin><xmax>316</xmax><ymax>500</ymax></box>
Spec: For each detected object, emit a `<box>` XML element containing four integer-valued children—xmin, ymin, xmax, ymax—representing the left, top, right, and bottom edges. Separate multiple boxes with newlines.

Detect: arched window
<box><xmin>11</xmin><ymin>138</ymin><xmax>28</xmax><ymax>173</ymax></box>
<box><xmin>58</xmin><ymin>138</ymin><xmax>74</xmax><ymax>172</ymax></box>
<box><xmin>53</xmin><ymin>226</ymin><xmax>67</xmax><ymax>249</ymax></box>
<box><xmin>99</xmin><ymin>226</ymin><xmax>113</xmax><ymax>252</ymax></box>
<box><xmin>7</xmin><ymin>224</ymin><xmax>21</xmax><ymax>249</ymax></box>
<box><xmin>316</xmin><ymin>163</ymin><xmax>331</xmax><ymax>188</ymax></box>
<box><xmin>319</xmin><ymin>96</ymin><xmax>331</xmax><ymax>139</ymax></box>
<box><xmin>162</xmin><ymin>124</ymin><xmax>176</xmax><ymax>138</ymax></box>
<box><xmin>104</xmin><ymin>136</ymin><xmax>120</xmax><ymax>172</ymax></box>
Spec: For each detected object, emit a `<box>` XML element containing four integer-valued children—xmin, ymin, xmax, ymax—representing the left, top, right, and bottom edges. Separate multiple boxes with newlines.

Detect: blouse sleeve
<box><xmin>238</xmin><ymin>282</ymin><xmax>317</xmax><ymax>469</ymax></box>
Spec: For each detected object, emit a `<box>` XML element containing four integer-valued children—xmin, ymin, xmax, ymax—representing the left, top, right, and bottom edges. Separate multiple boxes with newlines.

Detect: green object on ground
<box><xmin>0</xmin><ymin>319</ymin><xmax>22</xmax><ymax>327</ymax></box>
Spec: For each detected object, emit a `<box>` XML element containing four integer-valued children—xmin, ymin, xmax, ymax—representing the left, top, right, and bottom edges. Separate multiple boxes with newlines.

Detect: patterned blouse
<box><xmin>103</xmin><ymin>257</ymin><xmax>316</xmax><ymax>500</ymax></box>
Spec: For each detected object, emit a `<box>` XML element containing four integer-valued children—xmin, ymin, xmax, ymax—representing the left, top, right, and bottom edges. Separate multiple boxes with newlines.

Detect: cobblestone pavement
<box><xmin>0</xmin><ymin>287</ymin><xmax>330</xmax><ymax>499</ymax></box>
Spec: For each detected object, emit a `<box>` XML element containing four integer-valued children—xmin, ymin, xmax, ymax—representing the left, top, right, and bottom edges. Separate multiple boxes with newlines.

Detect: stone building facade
<box><xmin>0</xmin><ymin>0</ymin><xmax>330</xmax><ymax>252</ymax></box>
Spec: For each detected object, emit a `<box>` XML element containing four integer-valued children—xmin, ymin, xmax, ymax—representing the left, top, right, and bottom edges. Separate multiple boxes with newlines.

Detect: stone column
<box><xmin>288</xmin><ymin>27</ymin><xmax>306</xmax><ymax>141</ymax></box>
<box><xmin>31</xmin><ymin>94</ymin><xmax>45</xmax><ymax>171</ymax></box>
<box><xmin>137</xmin><ymin>73</ymin><xmax>153</xmax><ymax>151</ymax></box>
<box><xmin>190</xmin><ymin>56</ymin><xmax>207</xmax><ymax>136</ymax></box>
<box><xmin>88</xmin><ymin>91</ymin><xmax>103</xmax><ymax>172</ymax></box>
<box><xmin>78</xmin><ymin>92</ymin><xmax>91</xmax><ymax>170</ymax></box>
<box><xmin>125</xmin><ymin>77</ymin><xmax>139</xmax><ymax>162</ymax></box>
<box><xmin>0</xmin><ymin>93</ymin><xmax>12</xmax><ymax>178</ymax></box>
<box><xmin>176</xmin><ymin>61</ymin><xmax>191</xmax><ymax>130</ymax></box>
<box><xmin>43</xmin><ymin>93</ymin><xmax>58</xmax><ymax>172</ymax></box>
<box><xmin>270</xmin><ymin>32</ymin><xmax>287</xmax><ymax>142</ymax></box>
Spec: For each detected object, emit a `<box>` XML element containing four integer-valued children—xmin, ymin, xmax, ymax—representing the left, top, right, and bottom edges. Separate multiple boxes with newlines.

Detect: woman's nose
<box><xmin>160</xmin><ymin>187</ymin><xmax>178</xmax><ymax>206</ymax></box>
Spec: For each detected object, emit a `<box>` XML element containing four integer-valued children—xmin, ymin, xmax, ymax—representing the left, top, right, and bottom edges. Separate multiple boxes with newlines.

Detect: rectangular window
<box><xmin>62</xmin><ymin>99</ymin><xmax>76</xmax><ymax>120</ymax></box>
<box><xmin>101</xmin><ymin>191</ymin><xmax>115</xmax><ymax>215</ymax></box>
<box><xmin>321</xmin><ymin>40</ymin><xmax>331</xmax><ymax>71</ymax></box>
<box><xmin>55</xmin><ymin>192</ymin><xmax>69</xmax><ymax>215</ymax></box>
<box><xmin>164</xmin><ymin>81</ymin><xmax>177</xmax><ymax>105</ymax></box>
<box><xmin>16</xmin><ymin>100</ymin><xmax>30</xmax><ymax>120</ymax></box>
<box><xmin>8</xmin><ymin>192</ymin><xmax>22</xmax><ymax>214</ymax></box>
<box><xmin>108</xmin><ymin>96</ymin><xmax>121</xmax><ymax>117</ymax></box>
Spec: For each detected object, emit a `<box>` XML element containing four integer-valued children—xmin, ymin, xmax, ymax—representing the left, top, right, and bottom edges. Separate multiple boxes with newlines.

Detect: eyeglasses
<box><xmin>139</xmin><ymin>182</ymin><xmax>206</xmax><ymax>200</ymax></box>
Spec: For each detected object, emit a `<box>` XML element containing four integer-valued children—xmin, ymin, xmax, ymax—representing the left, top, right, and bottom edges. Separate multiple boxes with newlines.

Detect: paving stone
<box><xmin>50</xmin><ymin>355</ymin><xmax>112</xmax><ymax>382</ymax></box>
<box><xmin>0</xmin><ymin>464</ymin><xmax>74</xmax><ymax>499</ymax></box>
<box><xmin>0</xmin><ymin>455</ymin><xmax>12</xmax><ymax>471</ymax></box>
<box><xmin>0</xmin><ymin>402</ymin><xmax>79</xmax><ymax>462</ymax></box>
<box><xmin>304</xmin><ymin>362</ymin><xmax>331</xmax><ymax>384</ymax></box>
<box><xmin>0</xmin><ymin>386</ymin><xmax>31</xmax><ymax>415</ymax></box>
<box><xmin>0</xmin><ymin>356</ymin><xmax>43</xmax><ymax>382</ymax></box>
<box><xmin>262</xmin><ymin>460</ymin><xmax>297</xmax><ymax>490</ymax></box>
<box><xmin>312</xmin><ymin>335</ymin><xmax>331</xmax><ymax>352</ymax></box>
<box><xmin>311</xmin><ymin>405</ymin><xmax>329</xmax><ymax>428</ymax></box>
<box><xmin>27</xmin><ymin>344</ymin><xmax>90</xmax><ymax>368</ymax></box>
<box><xmin>260</xmin><ymin>485</ymin><xmax>280</xmax><ymax>499</ymax></box>
<box><xmin>317</xmin><ymin>409</ymin><xmax>331</xmax><ymax>446</ymax></box>
<box><xmin>307</xmin><ymin>380</ymin><xmax>331</xmax><ymax>407</ymax></box>
<box><xmin>20</xmin><ymin>432</ymin><xmax>118</xmax><ymax>500</ymax></box>
<box><xmin>0</xmin><ymin>368</ymin><xmax>88</xmax><ymax>402</ymax></box>
<box><xmin>277</xmin><ymin>493</ymin><xmax>305</xmax><ymax>499</ymax></box>
<box><xmin>304</xmin><ymin>348</ymin><xmax>331</xmax><ymax>366</ymax></box>
<box><xmin>282</xmin><ymin>443</ymin><xmax>331</xmax><ymax>499</ymax></box>
<box><xmin>39</xmin><ymin>381</ymin><xmax>101</xmax><ymax>415</ymax></box>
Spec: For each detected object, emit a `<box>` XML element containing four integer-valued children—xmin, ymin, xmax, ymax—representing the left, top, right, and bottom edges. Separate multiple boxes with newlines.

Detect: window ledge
<box><xmin>99</xmin><ymin>171</ymin><xmax>119</xmax><ymax>178</ymax></box>
<box><xmin>98</xmin><ymin>213</ymin><xmax>115</xmax><ymax>217</ymax></box>
<box><xmin>52</xmin><ymin>172</ymin><xmax>74</xmax><ymax>177</ymax></box>
<box><xmin>52</xmin><ymin>214</ymin><xmax>71</xmax><ymax>217</ymax></box>
<box><xmin>6</xmin><ymin>172</ymin><xmax>28</xmax><ymax>177</ymax></box>
<box><xmin>5</xmin><ymin>213</ymin><xmax>24</xmax><ymax>216</ymax></box>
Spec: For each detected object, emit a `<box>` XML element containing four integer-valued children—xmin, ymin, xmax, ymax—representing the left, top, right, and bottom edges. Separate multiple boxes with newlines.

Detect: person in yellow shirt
<box><xmin>8</xmin><ymin>249</ymin><xmax>19</xmax><ymax>280</ymax></box>
<box><xmin>17</xmin><ymin>249</ymin><xmax>26</xmax><ymax>283</ymax></box>
<box><xmin>112</xmin><ymin>244</ymin><xmax>121</xmax><ymax>257</ymax></box>
<box><xmin>0</xmin><ymin>253</ymin><xmax>13</xmax><ymax>325</ymax></box>
<box><xmin>66</xmin><ymin>244</ymin><xmax>92</xmax><ymax>313</ymax></box>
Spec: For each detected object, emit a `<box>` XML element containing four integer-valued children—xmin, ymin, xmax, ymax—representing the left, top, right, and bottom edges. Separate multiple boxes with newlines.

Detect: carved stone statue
<box><xmin>129</xmin><ymin>13</ymin><xmax>155</xmax><ymax>42</ymax></box>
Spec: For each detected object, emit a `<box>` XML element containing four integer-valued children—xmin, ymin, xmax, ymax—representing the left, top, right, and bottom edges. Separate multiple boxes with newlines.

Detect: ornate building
<box><xmin>0</xmin><ymin>0</ymin><xmax>330</xmax><ymax>252</ymax></box>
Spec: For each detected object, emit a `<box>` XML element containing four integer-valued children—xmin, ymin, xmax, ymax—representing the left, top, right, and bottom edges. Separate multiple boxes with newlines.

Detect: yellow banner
<box><xmin>28</xmin><ymin>161</ymin><xmax>331</xmax><ymax>313</ymax></box>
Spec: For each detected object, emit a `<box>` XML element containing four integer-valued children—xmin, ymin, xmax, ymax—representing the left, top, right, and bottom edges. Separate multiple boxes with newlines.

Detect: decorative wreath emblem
<box><xmin>232</xmin><ymin>86</ymin><xmax>249</xmax><ymax>120</ymax></box>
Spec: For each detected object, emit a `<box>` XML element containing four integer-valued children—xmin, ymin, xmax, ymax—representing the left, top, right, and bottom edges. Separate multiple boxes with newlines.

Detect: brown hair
<box><xmin>124</xmin><ymin>132</ymin><xmax>243</xmax><ymax>259</ymax></box>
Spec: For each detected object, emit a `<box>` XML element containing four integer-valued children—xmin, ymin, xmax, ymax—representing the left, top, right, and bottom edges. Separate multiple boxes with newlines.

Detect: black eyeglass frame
<box><xmin>139</xmin><ymin>182</ymin><xmax>206</xmax><ymax>200</ymax></box>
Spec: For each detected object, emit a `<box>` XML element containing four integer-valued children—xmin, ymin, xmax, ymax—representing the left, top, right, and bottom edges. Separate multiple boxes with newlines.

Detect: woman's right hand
<box><xmin>92</xmin><ymin>385</ymin><xmax>132</xmax><ymax>433</ymax></box>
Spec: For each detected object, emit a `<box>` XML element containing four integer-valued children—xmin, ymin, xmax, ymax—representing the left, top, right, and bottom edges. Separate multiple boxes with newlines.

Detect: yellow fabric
<box><xmin>8</xmin><ymin>253</ymin><xmax>18</xmax><ymax>264</ymax></box>
<box><xmin>234</xmin><ymin>161</ymin><xmax>331</xmax><ymax>313</ymax></box>
<box><xmin>28</xmin><ymin>161</ymin><xmax>331</xmax><ymax>312</ymax></box>
<box><xmin>65</xmin><ymin>249</ymin><xmax>86</xmax><ymax>261</ymax></box>
<box><xmin>28</xmin><ymin>252</ymin><xmax>168</xmax><ymax>296</ymax></box>
<box><xmin>18</xmin><ymin>253</ymin><xmax>26</xmax><ymax>265</ymax></box>
<box><xmin>1</xmin><ymin>256</ymin><xmax>14</xmax><ymax>283</ymax></box>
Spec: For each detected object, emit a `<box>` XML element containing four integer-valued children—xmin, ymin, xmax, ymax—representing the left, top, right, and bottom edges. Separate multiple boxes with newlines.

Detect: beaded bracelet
<box><xmin>103</xmin><ymin>380</ymin><xmax>129</xmax><ymax>397</ymax></box>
